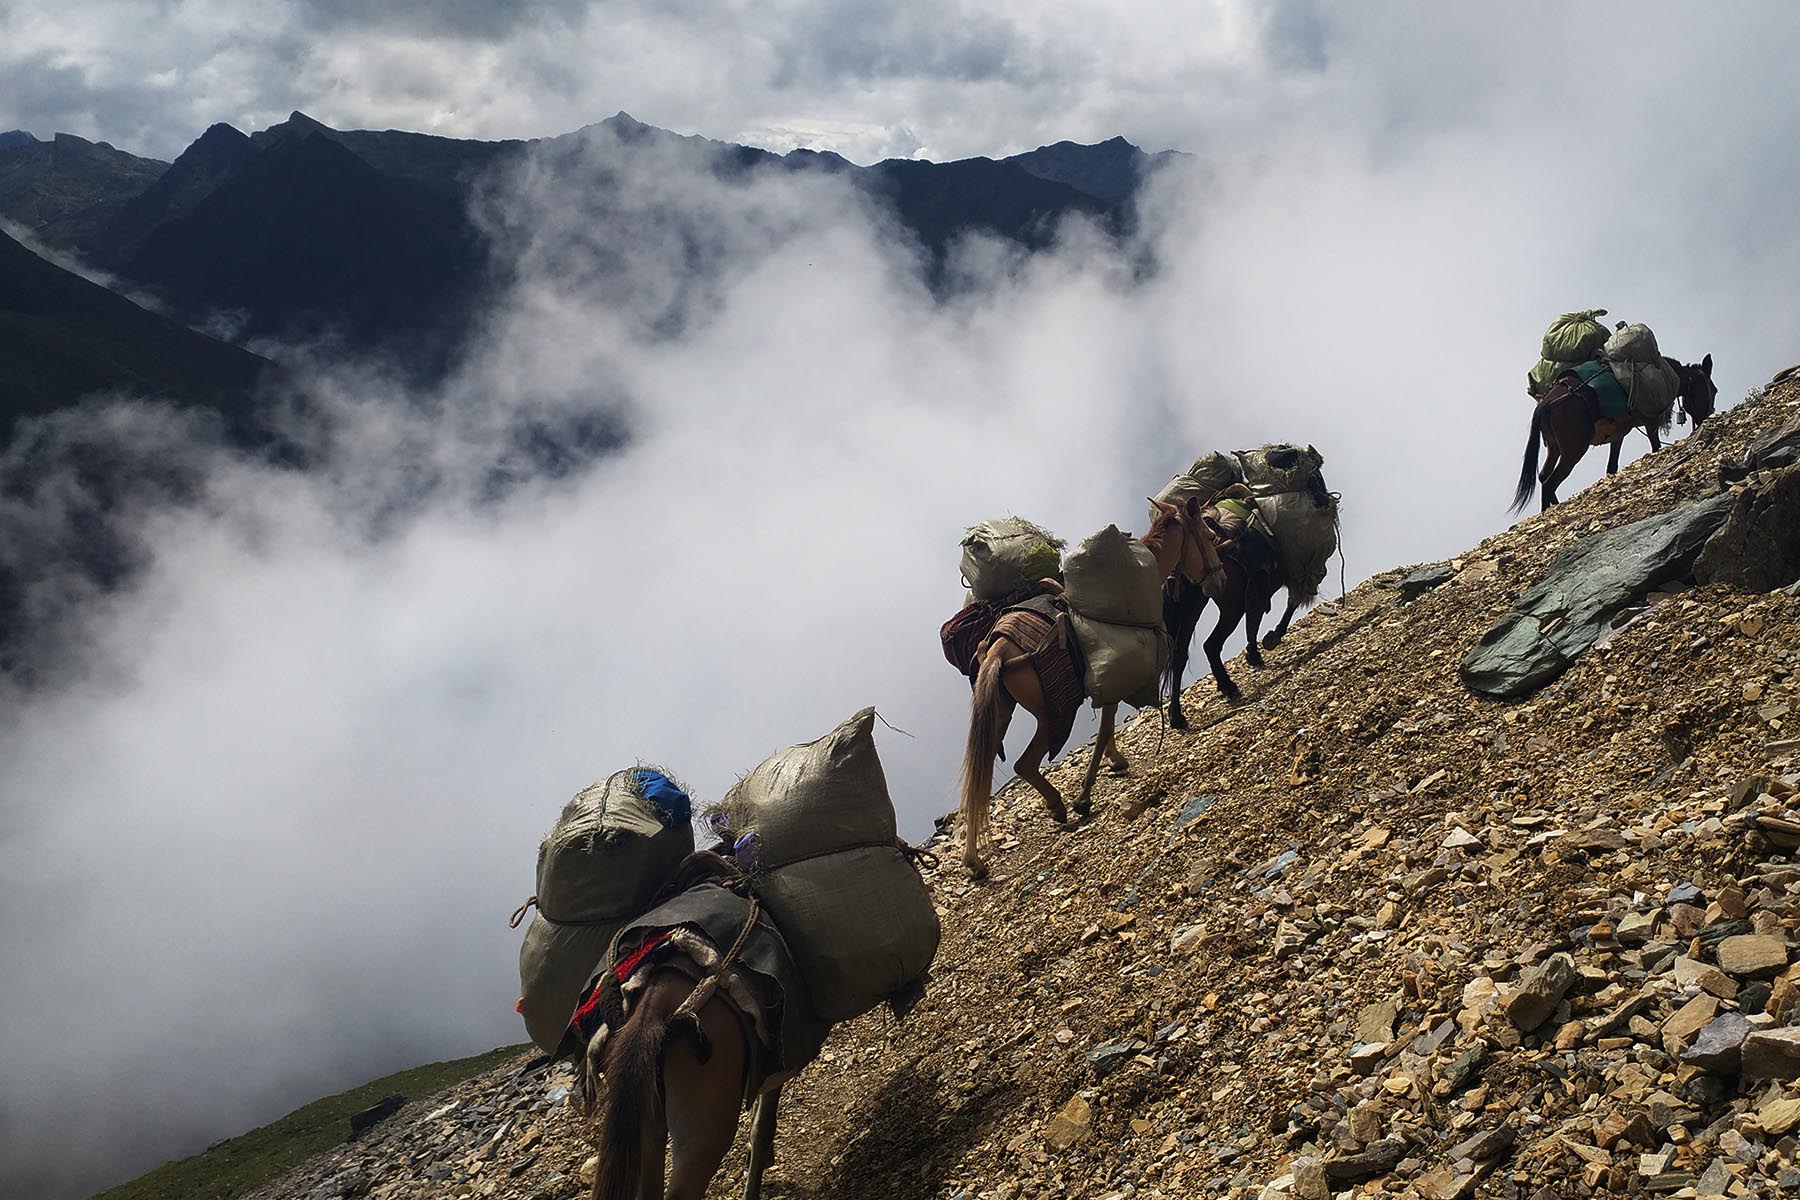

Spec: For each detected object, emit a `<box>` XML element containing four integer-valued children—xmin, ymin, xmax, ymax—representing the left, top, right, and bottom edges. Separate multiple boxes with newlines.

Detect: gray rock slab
<box><xmin>1460</xmin><ymin>494</ymin><xmax>1733</xmax><ymax>699</ymax></box>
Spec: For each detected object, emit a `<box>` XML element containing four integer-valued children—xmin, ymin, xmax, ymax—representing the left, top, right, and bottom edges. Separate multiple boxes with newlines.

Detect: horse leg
<box><xmin>957</xmin><ymin>647</ymin><xmax>1016</xmax><ymax>879</ymax></box>
<box><xmin>1243</xmin><ymin>590</ymin><xmax>1271</xmax><ymax>669</ymax></box>
<box><xmin>1606</xmin><ymin>433</ymin><xmax>1624</xmax><ymax>474</ymax></box>
<box><xmin>1165</xmin><ymin>588</ymin><xmax>1206</xmax><ymax>731</ymax></box>
<box><xmin>1646</xmin><ymin>424</ymin><xmax>1662</xmax><ymax>452</ymax></box>
<box><xmin>743</xmin><ymin>1085</ymin><xmax>780</xmax><ymax>1200</ymax></box>
<box><xmin>1103</xmin><ymin>701</ymin><xmax>1129</xmax><ymax>775</ymax></box>
<box><xmin>1261</xmin><ymin>592</ymin><xmax>1301</xmax><ymax>651</ymax></box>
<box><xmin>1204</xmin><ymin>600</ymin><xmax>1244</xmax><ymax>704</ymax></box>
<box><xmin>660</xmin><ymin>995</ymin><xmax>750</xmax><ymax>1200</ymax></box>
<box><xmin>1009</xmin><ymin>703</ymin><xmax>1067</xmax><ymax>826</ymax></box>
<box><xmin>1073</xmin><ymin>704</ymin><xmax>1122</xmax><ymax>817</ymax></box>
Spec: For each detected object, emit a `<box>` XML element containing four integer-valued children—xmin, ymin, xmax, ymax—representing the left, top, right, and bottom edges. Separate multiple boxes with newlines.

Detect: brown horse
<box><xmin>1511</xmin><ymin>355</ymin><xmax>1717</xmax><ymax>513</ymax></box>
<box><xmin>956</xmin><ymin>501</ymin><xmax>1215</xmax><ymax>878</ymax></box>
<box><xmin>1162</xmin><ymin>494</ymin><xmax>1287</xmax><ymax>728</ymax></box>
<box><xmin>588</xmin><ymin>966</ymin><xmax>781</xmax><ymax>1200</ymax></box>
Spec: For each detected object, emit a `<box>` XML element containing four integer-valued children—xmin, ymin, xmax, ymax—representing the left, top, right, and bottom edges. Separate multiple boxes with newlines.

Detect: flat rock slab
<box><xmin>1460</xmin><ymin>494</ymin><xmax>1733</xmax><ymax>699</ymax></box>
<box><xmin>1743</xmin><ymin>1028</ymin><xmax>1800</xmax><ymax>1079</ymax></box>
<box><xmin>1717</xmin><ymin>934</ymin><xmax>1790</xmax><ymax>978</ymax></box>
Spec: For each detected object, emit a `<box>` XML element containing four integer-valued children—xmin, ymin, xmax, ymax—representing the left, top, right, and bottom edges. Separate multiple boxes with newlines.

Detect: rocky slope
<box><xmin>245</xmin><ymin>378</ymin><xmax>1800</xmax><ymax>1200</ymax></box>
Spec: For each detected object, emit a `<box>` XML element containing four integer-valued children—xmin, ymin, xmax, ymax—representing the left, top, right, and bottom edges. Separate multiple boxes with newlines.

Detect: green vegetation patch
<box><xmin>91</xmin><ymin>1045</ymin><xmax>529</xmax><ymax>1200</ymax></box>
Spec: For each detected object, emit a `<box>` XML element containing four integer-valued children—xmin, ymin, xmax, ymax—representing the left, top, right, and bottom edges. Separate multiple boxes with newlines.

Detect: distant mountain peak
<box><xmin>0</xmin><ymin>130</ymin><xmax>42</xmax><ymax>153</ymax></box>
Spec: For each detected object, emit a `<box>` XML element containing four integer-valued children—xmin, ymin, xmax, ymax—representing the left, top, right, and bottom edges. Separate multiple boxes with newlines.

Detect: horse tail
<box><xmin>593</xmin><ymin>982</ymin><xmax>672</xmax><ymax>1200</ymax></box>
<box><xmin>1510</xmin><ymin>399</ymin><xmax>1547</xmax><ymax>514</ymax></box>
<box><xmin>958</xmin><ymin>648</ymin><xmax>1007</xmax><ymax>862</ymax></box>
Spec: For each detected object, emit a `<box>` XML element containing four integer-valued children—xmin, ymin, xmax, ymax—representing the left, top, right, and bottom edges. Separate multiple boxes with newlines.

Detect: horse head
<box><xmin>1673</xmin><ymin>353</ymin><xmax>1718</xmax><ymax>428</ymax></box>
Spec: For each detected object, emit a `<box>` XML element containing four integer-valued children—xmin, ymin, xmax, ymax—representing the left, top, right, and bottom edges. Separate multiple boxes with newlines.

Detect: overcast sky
<box><xmin>5</xmin><ymin>4</ymin><xmax>1800</xmax><ymax>1198</ymax></box>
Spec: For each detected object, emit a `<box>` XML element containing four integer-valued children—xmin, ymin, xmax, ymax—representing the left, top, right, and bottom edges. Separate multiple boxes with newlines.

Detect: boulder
<box><xmin>1695</xmin><ymin>463</ymin><xmax>1800</xmax><ymax>592</ymax></box>
<box><xmin>1717</xmin><ymin>934</ymin><xmax>1790</xmax><ymax>979</ymax></box>
<box><xmin>1742</xmin><ymin>1028</ymin><xmax>1800</xmax><ymax>1079</ymax></box>
<box><xmin>1460</xmin><ymin>495</ymin><xmax>1734</xmax><ymax>698</ymax></box>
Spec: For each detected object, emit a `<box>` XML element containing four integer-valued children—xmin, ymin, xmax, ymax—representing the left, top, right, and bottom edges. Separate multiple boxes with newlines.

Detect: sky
<box><xmin>4</xmin><ymin>3</ymin><xmax>1800</xmax><ymax>1197</ymax></box>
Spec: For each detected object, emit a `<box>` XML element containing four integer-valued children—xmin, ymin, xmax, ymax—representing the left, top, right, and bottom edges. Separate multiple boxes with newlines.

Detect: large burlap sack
<box><xmin>1542</xmin><ymin>309</ymin><xmax>1610</xmax><ymax>363</ymax></box>
<box><xmin>1259</xmin><ymin>490</ymin><xmax>1339</xmax><ymax>601</ymax></box>
<box><xmin>517</xmin><ymin>769</ymin><xmax>695</xmax><ymax>1052</ymax></box>
<box><xmin>750</xmin><ymin>844</ymin><xmax>940</xmax><ymax>1024</ymax></box>
<box><xmin>1150</xmin><ymin>452</ymin><xmax>1242</xmax><ymax>520</ymax></box>
<box><xmin>1235</xmin><ymin>444</ymin><xmax>1326</xmax><ymax>497</ymax></box>
<box><xmin>719</xmin><ymin>709</ymin><xmax>939</xmax><ymax>1024</ymax></box>
<box><xmin>1067</xmin><ymin>611</ymin><xmax>1167</xmax><ymax>707</ymax></box>
<box><xmin>1063</xmin><ymin>525</ymin><xmax>1162</xmax><ymax>626</ymax></box>
<box><xmin>1604</xmin><ymin>323</ymin><xmax>1679</xmax><ymax>425</ymax></box>
<box><xmin>716</xmin><ymin>707</ymin><xmax>894</xmax><ymax>865</ymax></box>
<box><xmin>960</xmin><ymin>517</ymin><xmax>1064</xmax><ymax>600</ymax></box>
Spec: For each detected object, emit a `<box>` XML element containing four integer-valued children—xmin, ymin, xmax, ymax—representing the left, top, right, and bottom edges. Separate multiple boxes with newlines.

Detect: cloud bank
<box><xmin>5</xmin><ymin>5</ymin><xmax>1800</xmax><ymax>1197</ymax></box>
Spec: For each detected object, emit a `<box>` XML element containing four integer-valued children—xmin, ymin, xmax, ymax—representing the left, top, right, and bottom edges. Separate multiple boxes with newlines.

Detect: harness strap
<box><xmin>666</xmin><ymin>895</ymin><xmax>762</xmax><ymax>1066</ymax></box>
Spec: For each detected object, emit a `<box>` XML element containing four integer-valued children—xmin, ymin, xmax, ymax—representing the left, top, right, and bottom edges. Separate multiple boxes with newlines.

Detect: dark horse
<box><xmin>1162</xmin><ymin>492</ymin><xmax>1287</xmax><ymax>728</ymax></box>
<box><xmin>1511</xmin><ymin>355</ymin><xmax>1718</xmax><ymax>513</ymax></box>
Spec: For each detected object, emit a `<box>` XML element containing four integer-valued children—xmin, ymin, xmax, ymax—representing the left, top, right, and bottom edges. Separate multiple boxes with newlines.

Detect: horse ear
<box><xmin>1702</xmin><ymin>353</ymin><xmax>1713</xmax><ymax>375</ymax></box>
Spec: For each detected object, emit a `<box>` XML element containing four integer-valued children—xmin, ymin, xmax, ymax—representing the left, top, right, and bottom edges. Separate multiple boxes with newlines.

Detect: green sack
<box><xmin>1541</xmin><ymin>309</ymin><xmax>1610</xmax><ymax>363</ymax></box>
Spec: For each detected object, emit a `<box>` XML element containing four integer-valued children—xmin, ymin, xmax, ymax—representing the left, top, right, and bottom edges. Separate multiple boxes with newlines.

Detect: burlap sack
<box><xmin>1235</xmin><ymin>444</ymin><xmax>1326</xmax><ymax>498</ymax></box>
<box><xmin>720</xmin><ymin>710</ymin><xmax>939</xmax><ymax>1023</ymax></box>
<box><xmin>1067</xmin><ymin>611</ymin><xmax>1167</xmax><ymax>707</ymax></box>
<box><xmin>960</xmin><ymin>517</ymin><xmax>1064</xmax><ymax>600</ymax></box>
<box><xmin>1258</xmin><ymin>490</ymin><xmax>1339</xmax><ymax>602</ymax></box>
<box><xmin>1604</xmin><ymin>323</ymin><xmax>1678</xmax><ymax>425</ymax></box>
<box><xmin>1063</xmin><ymin>525</ymin><xmax>1163</xmax><ymax>626</ymax></box>
<box><xmin>516</xmin><ymin>769</ymin><xmax>695</xmax><ymax>1052</ymax></box>
<box><xmin>1150</xmin><ymin>452</ymin><xmax>1242</xmax><ymax>520</ymax></box>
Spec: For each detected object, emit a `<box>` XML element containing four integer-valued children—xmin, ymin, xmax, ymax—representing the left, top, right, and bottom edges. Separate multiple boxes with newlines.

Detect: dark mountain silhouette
<box><xmin>0</xmin><ymin>112</ymin><xmax>1178</xmax><ymax>381</ymax></box>
<box><xmin>0</xmin><ymin>227</ymin><xmax>269</xmax><ymax>438</ymax></box>
<box><xmin>0</xmin><ymin>131</ymin><xmax>167</xmax><ymax>250</ymax></box>
<box><xmin>115</xmin><ymin>124</ymin><xmax>488</xmax><ymax>373</ymax></box>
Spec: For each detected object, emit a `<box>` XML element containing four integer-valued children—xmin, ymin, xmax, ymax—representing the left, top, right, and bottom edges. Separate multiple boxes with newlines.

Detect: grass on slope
<box><xmin>90</xmin><ymin>1045</ymin><xmax>528</xmax><ymax>1200</ymax></box>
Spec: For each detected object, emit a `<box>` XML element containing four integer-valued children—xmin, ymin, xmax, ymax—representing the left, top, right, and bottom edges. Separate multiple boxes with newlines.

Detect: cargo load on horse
<box><xmin>514</xmin><ymin>769</ymin><xmax>696</xmax><ymax>1053</ymax></box>
<box><xmin>959</xmin><ymin>517</ymin><xmax>1064</xmax><ymax>601</ymax></box>
<box><xmin>711</xmin><ymin>708</ymin><xmax>940</xmax><ymax>1024</ymax></box>
<box><xmin>1151</xmin><ymin>451</ymin><xmax>1240</xmax><ymax>513</ymax></box>
<box><xmin>1233</xmin><ymin>444</ymin><xmax>1337</xmax><ymax>605</ymax></box>
<box><xmin>1604</xmin><ymin>322</ymin><xmax>1681</xmax><ymax>428</ymax></box>
<box><xmin>1062</xmin><ymin>524</ymin><xmax>1169</xmax><ymax>708</ymax></box>
<box><xmin>1527</xmin><ymin>309</ymin><xmax>1611</xmax><ymax>399</ymax></box>
<box><xmin>582</xmin><ymin>875</ymin><xmax>829</xmax><ymax>1087</ymax></box>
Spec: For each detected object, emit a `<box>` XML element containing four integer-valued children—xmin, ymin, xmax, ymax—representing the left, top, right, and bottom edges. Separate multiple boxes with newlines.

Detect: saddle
<box><xmin>1201</xmin><ymin>496</ymin><xmax>1279</xmax><ymax>579</ymax></box>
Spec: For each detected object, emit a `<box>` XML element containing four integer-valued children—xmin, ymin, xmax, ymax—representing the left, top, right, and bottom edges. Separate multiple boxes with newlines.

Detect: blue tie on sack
<box><xmin>635</xmin><ymin>770</ymin><xmax>692</xmax><ymax>826</ymax></box>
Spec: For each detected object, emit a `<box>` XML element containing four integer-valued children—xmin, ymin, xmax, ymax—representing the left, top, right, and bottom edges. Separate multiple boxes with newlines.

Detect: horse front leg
<box><xmin>743</xmin><ymin>1086</ymin><xmax>780</xmax><ymax>1200</ymax></box>
<box><xmin>1607</xmin><ymin>434</ymin><xmax>1624</xmax><ymax>474</ymax></box>
<box><xmin>1204</xmin><ymin>602</ymin><xmax>1244</xmax><ymax>703</ymax></box>
<box><xmin>1074</xmin><ymin>704</ymin><xmax>1119</xmax><ymax>817</ymax></box>
<box><xmin>1646</xmin><ymin>424</ymin><xmax>1662</xmax><ymax>452</ymax></box>
<box><xmin>1244</xmin><ymin>593</ymin><xmax>1271</xmax><ymax>669</ymax></box>
<box><xmin>1165</xmin><ymin>592</ymin><xmax>1205</xmax><ymax>731</ymax></box>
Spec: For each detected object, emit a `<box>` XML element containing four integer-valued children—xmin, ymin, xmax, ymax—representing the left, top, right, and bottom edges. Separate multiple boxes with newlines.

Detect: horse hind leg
<box><xmin>1011</xmin><ymin>719</ymin><xmax>1068</xmax><ymax>826</ymax></box>
<box><xmin>660</xmin><ymin>996</ymin><xmax>749</xmax><ymax>1200</ymax></box>
<box><xmin>743</xmin><ymin>1086</ymin><xmax>780</xmax><ymax>1200</ymax></box>
<box><xmin>1165</xmin><ymin>589</ymin><xmax>1205</xmax><ymax>731</ymax></box>
<box><xmin>1261</xmin><ymin>592</ymin><xmax>1301</xmax><ymax>651</ymax></box>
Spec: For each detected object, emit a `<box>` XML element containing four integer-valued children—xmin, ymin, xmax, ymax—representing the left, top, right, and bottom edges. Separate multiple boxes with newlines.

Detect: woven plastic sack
<box><xmin>517</xmin><ymin>769</ymin><xmax>695</xmax><ymax>1052</ymax></box>
<box><xmin>719</xmin><ymin>709</ymin><xmax>939</xmax><ymax>1023</ymax></box>
<box><xmin>1067</xmin><ymin>611</ymin><xmax>1167</xmax><ymax>707</ymax></box>
<box><xmin>1063</xmin><ymin>525</ymin><xmax>1163</xmax><ymax>626</ymax></box>
<box><xmin>1150</xmin><ymin>451</ymin><xmax>1241</xmax><ymax>520</ymax></box>
<box><xmin>1604</xmin><ymin>323</ymin><xmax>1679</xmax><ymax>425</ymax></box>
<box><xmin>1235</xmin><ymin>444</ymin><xmax>1325</xmax><ymax>497</ymax></box>
<box><xmin>960</xmin><ymin>517</ymin><xmax>1064</xmax><ymax>600</ymax></box>
<box><xmin>1541</xmin><ymin>309</ymin><xmax>1610</xmax><ymax>363</ymax></box>
<box><xmin>1259</xmin><ymin>490</ymin><xmax>1339</xmax><ymax>602</ymax></box>
<box><xmin>750</xmin><ymin>844</ymin><xmax>940</xmax><ymax>1023</ymax></box>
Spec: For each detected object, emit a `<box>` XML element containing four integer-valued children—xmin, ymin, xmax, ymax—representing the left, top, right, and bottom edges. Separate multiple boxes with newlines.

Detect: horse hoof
<box><xmin>1260</xmin><ymin>632</ymin><xmax>1282</xmax><ymax>650</ymax></box>
<box><xmin>1245</xmin><ymin>653</ymin><xmax>1265</xmax><ymax>669</ymax></box>
<box><xmin>1106</xmin><ymin>761</ymin><xmax>1129</xmax><ymax>777</ymax></box>
<box><xmin>964</xmin><ymin>858</ymin><xmax>988</xmax><ymax>881</ymax></box>
<box><xmin>1221</xmin><ymin>687</ymin><xmax>1243</xmax><ymax>705</ymax></box>
<box><xmin>1168</xmin><ymin>709</ymin><xmax>1189</xmax><ymax>731</ymax></box>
